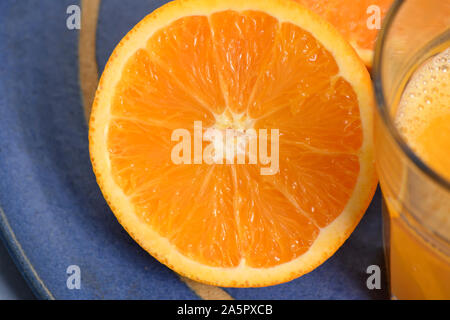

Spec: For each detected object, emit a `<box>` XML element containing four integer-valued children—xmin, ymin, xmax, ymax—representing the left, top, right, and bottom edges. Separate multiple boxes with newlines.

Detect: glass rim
<box><xmin>372</xmin><ymin>0</ymin><xmax>450</xmax><ymax>192</ymax></box>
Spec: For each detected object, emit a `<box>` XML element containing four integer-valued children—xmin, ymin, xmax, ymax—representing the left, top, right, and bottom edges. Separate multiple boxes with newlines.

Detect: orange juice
<box><xmin>395</xmin><ymin>48</ymin><xmax>450</xmax><ymax>181</ymax></box>
<box><xmin>384</xmin><ymin>48</ymin><xmax>450</xmax><ymax>299</ymax></box>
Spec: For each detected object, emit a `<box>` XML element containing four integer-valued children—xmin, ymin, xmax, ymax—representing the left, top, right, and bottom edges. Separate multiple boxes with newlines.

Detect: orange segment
<box><xmin>255</xmin><ymin>77</ymin><xmax>362</xmax><ymax>153</ymax></box>
<box><xmin>274</xmin><ymin>152</ymin><xmax>361</xmax><ymax>227</ymax></box>
<box><xmin>248</xmin><ymin>22</ymin><xmax>340</xmax><ymax>119</ymax></box>
<box><xmin>294</xmin><ymin>0</ymin><xmax>393</xmax><ymax>66</ymax></box>
<box><xmin>90</xmin><ymin>0</ymin><xmax>377</xmax><ymax>287</ymax></box>
<box><xmin>209</xmin><ymin>10</ymin><xmax>279</xmax><ymax>114</ymax></box>
<box><xmin>142</xmin><ymin>165</ymin><xmax>240</xmax><ymax>268</ymax></box>
<box><xmin>233</xmin><ymin>165</ymin><xmax>320</xmax><ymax>268</ymax></box>
<box><xmin>146</xmin><ymin>16</ymin><xmax>226</xmax><ymax>115</ymax></box>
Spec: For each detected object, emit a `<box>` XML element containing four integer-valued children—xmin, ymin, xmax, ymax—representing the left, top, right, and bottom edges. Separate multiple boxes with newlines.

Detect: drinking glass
<box><xmin>372</xmin><ymin>0</ymin><xmax>450</xmax><ymax>299</ymax></box>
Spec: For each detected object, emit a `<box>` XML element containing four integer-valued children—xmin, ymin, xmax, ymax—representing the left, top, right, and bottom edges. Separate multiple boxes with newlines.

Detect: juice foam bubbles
<box><xmin>395</xmin><ymin>48</ymin><xmax>450</xmax><ymax>180</ymax></box>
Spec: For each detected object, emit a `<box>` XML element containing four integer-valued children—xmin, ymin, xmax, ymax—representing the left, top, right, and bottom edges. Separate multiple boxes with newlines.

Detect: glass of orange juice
<box><xmin>373</xmin><ymin>0</ymin><xmax>450</xmax><ymax>299</ymax></box>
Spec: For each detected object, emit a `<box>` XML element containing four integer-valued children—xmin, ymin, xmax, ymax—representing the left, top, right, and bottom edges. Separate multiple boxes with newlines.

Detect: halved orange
<box><xmin>89</xmin><ymin>0</ymin><xmax>377</xmax><ymax>287</ymax></box>
<box><xmin>294</xmin><ymin>0</ymin><xmax>393</xmax><ymax>66</ymax></box>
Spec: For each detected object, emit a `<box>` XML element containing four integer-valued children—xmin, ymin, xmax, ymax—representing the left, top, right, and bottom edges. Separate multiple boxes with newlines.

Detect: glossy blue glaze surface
<box><xmin>0</xmin><ymin>0</ymin><xmax>387</xmax><ymax>299</ymax></box>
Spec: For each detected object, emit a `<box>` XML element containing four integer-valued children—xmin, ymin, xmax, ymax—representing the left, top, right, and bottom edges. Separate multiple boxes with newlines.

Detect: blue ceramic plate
<box><xmin>0</xmin><ymin>0</ymin><xmax>387</xmax><ymax>299</ymax></box>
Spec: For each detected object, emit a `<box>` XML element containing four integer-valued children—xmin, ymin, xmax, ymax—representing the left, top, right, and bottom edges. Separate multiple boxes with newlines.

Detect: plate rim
<box><xmin>0</xmin><ymin>205</ymin><xmax>53</xmax><ymax>300</ymax></box>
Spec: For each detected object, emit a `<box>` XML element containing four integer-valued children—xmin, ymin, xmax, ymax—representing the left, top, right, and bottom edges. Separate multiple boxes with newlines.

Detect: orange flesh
<box><xmin>107</xmin><ymin>11</ymin><xmax>362</xmax><ymax>268</ymax></box>
<box><xmin>295</xmin><ymin>0</ymin><xmax>393</xmax><ymax>51</ymax></box>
